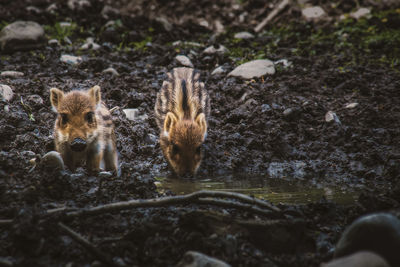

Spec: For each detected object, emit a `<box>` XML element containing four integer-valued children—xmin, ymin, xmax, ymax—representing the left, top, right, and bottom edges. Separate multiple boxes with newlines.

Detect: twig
<box><xmin>58</xmin><ymin>222</ymin><xmax>124</xmax><ymax>267</ymax></box>
<box><xmin>254</xmin><ymin>0</ymin><xmax>290</xmax><ymax>33</ymax></box>
<box><xmin>196</xmin><ymin>198</ymin><xmax>273</xmax><ymax>217</ymax></box>
<box><xmin>63</xmin><ymin>190</ymin><xmax>280</xmax><ymax>218</ymax></box>
<box><xmin>0</xmin><ymin>220</ymin><xmax>13</xmax><ymax>227</ymax></box>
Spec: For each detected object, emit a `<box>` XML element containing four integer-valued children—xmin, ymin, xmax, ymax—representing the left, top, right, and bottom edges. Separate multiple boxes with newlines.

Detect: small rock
<box><xmin>155</xmin><ymin>17</ymin><xmax>173</xmax><ymax>32</ymax></box>
<box><xmin>175</xmin><ymin>55</ymin><xmax>194</xmax><ymax>68</ymax></box>
<box><xmin>123</xmin><ymin>109</ymin><xmax>139</xmax><ymax>121</ymax></box>
<box><xmin>98</xmin><ymin>171</ymin><xmax>113</xmax><ymax>179</ymax></box>
<box><xmin>274</xmin><ymin>59</ymin><xmax>292</xmax><ymax>68</ymax></box>
<box><xmin>350</xmin><ymin>8</ymin><xmax>371</xmax><ymax>20</ymax></box>
<box><xmin>0</xmin><ymin>71</ymin><xmax>24</xmax><ymax>78</ymax></box>
<box><xmin>87</xmin><ymin>186</ymin><xmax>98</xmax><ymax>195</ymax></box>
<box><xmin>325</xmin><ymin>111</ymin><xmax>341</xmax><ymax>124</ymax></box>
<box><xmin>80</xmin><ymin>37</ymin><xmax>100</xmax><ymax>50</ymax></box>
<box><xmin>203</xmin><ymin>44</ymin><xmax>228</xmax><ymax>54</ymax></box>
<box><xmin>59</xmin><ymin>22</ymin><xmax>72</xmax><ymax>28</ymax></box>
<box><xmin>26</xmin><ymin>94</ymin><xmax>44</xmax><ymax>107</ymax></box>
<box><xmin>302</xmin><ymin>6</ymin><xmax>326</xmax><ymax>20</ymax></box>
<box><xmin>211</xmin><ymin>66</ymin><xmax>226</xmax><ymax>76</ymax></box>
<box><xmin>334</xmin><ymin>213</ymin><xmax>400</xmax><ymax>267</ymax></box>
<box><xmin>322</xmin><ymin>251</ymin><xmax>389</xmax><ymax>267</ymax></box>
<box><xmin>46</xmin><ymin>3</ymin><xmax>58</xmax><ymax>13</ymax></box>
<box><xmin>261</xmin><ymin>104</ymin><xmax>271</xmax><ymax>112</ymax></box>
<box><xmin>48</xmin><ymin>39</ymin><xmax>59</xmax><ymax>46</ymax></box>
<box><xmin>283</xmin><ymin>108</ymin><xmax>293</xmax><ymax>117</ymax></box>
<box><xmin>101</xmin><ymin>5</ymin><xmax>120</xmax><ymax>20</ymax></box>
<box><xmin>102</xmin><ymin>67</ymin><xmax>119</xmax><ymax>76</ymax></box>
<box><xmin>228</xmin><ymin>59</ymin><xmax>275</xmax><ymax>79</ymax></box>
<box><xmin>0</xmin><ymin>84</ymin><xmax>14</xmax><ymax>101</ymax></box>
<box><xmin>176</xmin><ymin>251</ymin><xmax>230</xmax><ymax>267</ymax></box>
<box><xmin>60</xmin><ymin>54</ymin><xmax>82</xmax><ymax>65</ymax></box>
<box><xmin>345</xmin><ymin>103</ymin><xmax>358</xmax><ymax>109</ymax></box>
<box><xmin>40</xmin><ymin>151</ymin><xmax>65</xmax><ymax>171</ymax></box>
<box><xmin>214</xmin><ymin>20</ymin><xmax>225</xmax><ymax>34</ymax></box>
<box><xmin>234</xmin><ymin>31</ymin><xmax>255</xmax><ymax>39</ymax></box>
<box><xmin>0</xmin><ymin>21</ymin><xmax>46</xmax><ymax>52</ymax></box>
<box><xmin>67</xmin><ymin>0</ymin><xmax>90</xmax><ymax>11</ymax></box>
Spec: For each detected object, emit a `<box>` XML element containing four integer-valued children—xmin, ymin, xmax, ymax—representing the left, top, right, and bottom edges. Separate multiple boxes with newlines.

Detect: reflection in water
<box><xmin>155</xmin><ymin>174</ymin><xmax>359</xmax><ymax>205</ymax></box>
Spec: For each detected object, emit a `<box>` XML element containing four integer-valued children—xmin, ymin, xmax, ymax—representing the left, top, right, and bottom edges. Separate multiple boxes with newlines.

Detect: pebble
<box><xmin>325</xmin><ymin>111</ymin><xmax>341</xmax><ymax>124</ymax></box>
<box><xmin>59</xmin><ymin>22</ymin><xmax>72</xmax><ymax>28</ymax></box>
<box><xmin>323</xmin><ymin>251</ymin><xmax>389</xmax><ymax>267</ymax></box>
<box><xmin>26</xmin><ymin>94</ymin><xmax>44</xmax><ymax>107</ymax></box>
<box><xmin>0</xmin><ymin>21</ymin><xmax>45</xmax><ymax>52</ymax></box>
<box><xmin>176</xmin><ymin>251</ymin><xmax>231</xmax><ymax>267</ymax></box>
<box><xmin>67</xmin><ymin>0</ymin><xmax>90</xmax><ymax>11</ymax></box>
<box><xmin>345</xmin><ymin>103</ymin><xmax>358</xmax><ymax>109</ymax></box>
<box><xmin>228</xmin><ymin>59</ymin><xmax>275</xmax><ymax>79</ymax></box>
<box><xmin>123</xmin><ymin>108</ymin><xmax>139</xmax><ymax>121</ymax></box>
<box><xmin>274</xmin><ymin>59</ymin><xmax>292</xmax><ymax>68</ymax></box>
<box><xmin>302</xmin><ymin>6</ymin><xmax>326</xmax><ymax>20</ymax></box>
<box><xmin>283</xmin><ymin>108</ymin><xmax>293</xmax><ymax>117</ymax></box>
<box><xmin>334</xmin><ymin>213</ymin><xmax>400</xmax><ymax>266</ymax></box>
<box><xmin>175</xmin><ymin>55</ymin><xmax>194</xmax><ymax>68</ymax></box>
<box><xmin>0</xmin><ymin>84</ymin><xmax>14</xmax><ymax>101</ymax></box>
<box><xmin>40</xmin><ymin>151</ymin><xmax>65</xmax><ymax>171</ymax></box>
<box><xmin>80</xmin><ymin>37</ymin><xmax>100</xmax><ymax>50</ymax></box>
<box><xmin>0</xmin><ymin>71</ymin><xmax>24</xmax><ymax>78</ymax></box>
<box><xmin>98</xmin><ymin>171</ymin><xmax>113</xmax><ymax>179</ymax></box>
<box><xmin>102</xmin><ymin>67</ymin><xmax>119</xmax><ymax>76</ymax></box>
<box><xmin>203</xmin><ymin>44</ymin><xmax>228</xmax><ymax>54</ymax></box>
<box><xmin>155</xmin><ymin>17</ymin><xmax>173</xmax><ymax>32</ymax></box>
<box><xmin>211</xmin><ymin>66</ymin><xmax>226</xmax><ymax>75</ymax></box>
<box><xmin>48</xmin><ymin>39</ymin><xmax>60</xmax><ymax>46</ymax></box>
<box><xmin>60</xmin><ymin>54</ymin><xmax>82</xmax><ymax>65</ymax></box>
<box><xmin>350</xmin><ymin>8</ymin><xmax>371</xmax><ymax>20</ymax></box>
<box><xmin>261</xmin><ymin>104</ymin><xmax>271</xmax><ymax>112</ymax></box>
<box><xmin>234</xmin><ymin>31</ymin><xmax>255</xmax><ymax>39</ymax></box>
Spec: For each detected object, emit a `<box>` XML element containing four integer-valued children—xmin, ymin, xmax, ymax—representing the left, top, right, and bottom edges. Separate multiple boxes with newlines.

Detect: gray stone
<box><xmin>0</xmin><ymin>21</ymin><xmax>45</xmax><ymax>52</ymax></box>
<box><xmin>350</xmin><ymin>8</ymin><xmax>371</xmax><ymax>20</ymax></box>
<box><xmin>123</xmin><ymin>108</ymin><xmax>139</xmax><ymax>121</ymax></box>
<box><xmin>40</xmin><ymin>151</ymin><xmax>65</xmax><ymax>171</ymax></box>
<box><xmin>302</xmin><ymin>6</ymin><xmax>326</xmax><ymax>20</ymax></box>
<box><xmin>102</xmin><ymin>67</ymin><xmax>119</xmax><ymax>76</ymax></box>
<box><xmin>101</xmin><ymin>5</ymin><xmax>120</xmax><ymax>20</ymax></box>
<box><xmin>334</xmin><ymin>213</ymin><xmax>400</xmax><ymax>266</ymax></box>
<box><xmin>322</xmin><ymin>251</ymin><xmax>390</xmax><ymax>267</ymax></box>
<box><xmin>261</xmin><ymin>104</ymin><xmax>271</xmax><ymax>112</ymax></box>
<box><xmin>155</xmin><ymin>17</ymin><xmax>173</xmax><ymax>32</ymax></box>
<box><xmin>228</xmin><ymin>59</ymin><xmax>275</xmax><ymax>79</ymax></box>
<box><xmin>80</xmin><ymin>37</ymin><xmax>100</xmax><ymax>50</ymax></box>
<box><xmin>203</xmin><ymin>44</ymin><xmax>228</xmax><ymax>54</ymax></box>
<box><xmin>345</xmin><ymin>103</ymin><xmax>358</xmax><ymax>109</ymax></box>
<box><xmin>1</xmin><ymin>71</ymin><xmax>24</xmax><ymax>78</ymax></box>
<box><xmin>98</xmin><ymin>171</ymin><xmax>113</xmax><ymax>179</ymax></box>
<box><xmin>0</xmin><ymin>84</ymin><xmax>13</xmax><ymax>101</ymax></box>
<box><xmin>48</xmin><ymin>39</ymin><xmax>60</xmax><ymax>46</ymax></box>
<box><xmin>176</xmin><ymin>251</ymin><xmax>230</xmax><ymax>267</ymax></box>
<box><xmin>26</xmin><ymin>94</ymin><xmax>44</xmax><ymax>107</ymax></box>
<box><xmin>325</xmin><ymin>111</ymin><xmax>341</xmax><ymax>124</ymax></box>
<box><xmin>175</xmin><ymin>55</ymin><xmax>194</xmax><ymax>68</ymax></box>
<box><xmin>60</xmin><ymin>54</ymin><xmax>82</xmax><ymax>65</ymax></box>
<box><xmin>211</xmin><ymin>66</ymin><xmax>226</xmax><ymax>75</ymax></box>
<box><xmin>274</xmin><ymin>59</ymin><xmax>292</xmax><ymax>68</ymax></box>
<box><xmin>234</xmin><ymin>31</ymin><xmax>254</xmax><ymax>39</ymax></box>
<box><xmin>59</xmin><ymin>22</ymin><xmax>72</xmax><ymax>28</ymax></box>
<box><xmin>283</xmin><ymin>108</ymin><xmax>293</xmax><ymax>117</ymax></box>
<box><xmin>67</xmin><ymin>0</ymin><xmax>90</xmax><ymax>11</ymax></box>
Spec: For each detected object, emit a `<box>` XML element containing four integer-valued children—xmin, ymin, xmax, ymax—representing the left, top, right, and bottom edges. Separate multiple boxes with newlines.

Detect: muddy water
<box><xmin>156</xmin><ymin>174</ymin><xmax>360</xmax><ymax>205</ymax></box>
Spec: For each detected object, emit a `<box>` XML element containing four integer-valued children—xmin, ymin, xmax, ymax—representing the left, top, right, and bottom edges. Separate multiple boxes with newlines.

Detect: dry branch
<box><xmin>254</xmin><ymin>0</ymin><xmax>290</xmax><ymax>33</ymax></box>
<box><xmin>196</xmin><ymin>198</ymin><xmax>273</xmax><ymax>217</ymax></box>
<box><xmin>0</xmin><ymin>220</ymin><xmax>13</xmax><ymax>227</ymax></box>
<box><xmin>58</xmin><ymin>222</ymin><xmax>124</xmax><ymax>267</ymax></box>
<box><xmin>62</xmin><ymin>190</ymin><xmax>280</xmax><ymax>218</ymax></box>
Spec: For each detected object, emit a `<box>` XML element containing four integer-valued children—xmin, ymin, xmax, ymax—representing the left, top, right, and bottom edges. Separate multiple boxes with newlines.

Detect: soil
<box><xmin>1</xmin><ymin>0</ymin><xmax>400</xmax><ymax>266</ymax></box>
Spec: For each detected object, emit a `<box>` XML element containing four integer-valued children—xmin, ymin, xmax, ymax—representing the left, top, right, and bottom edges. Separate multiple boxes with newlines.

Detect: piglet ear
<box><xmin>163</xmin><ymin>112</ymin><xmax>178</xmax><ymax>137</ymax></box>
<box><xmin>50</xmin><ymin>88</ymin><xmax>64</xmax><ymax>112</ymax></box>
<box><xmin>88</xmin><ymin>85</ymin><xmax>101</xmax><ymax>106</ymax></box>
<box><xmin>195</xmin><ymin>113</ymin><xmax>207</xmax><ymax>140</ymax></box>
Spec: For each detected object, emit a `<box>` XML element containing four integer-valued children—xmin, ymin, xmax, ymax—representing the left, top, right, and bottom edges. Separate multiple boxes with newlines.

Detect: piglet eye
<box><xmin>196</xmin><ymin>145</ymin><xmax>201</xmax><ymax>155</ymax></box>
<box><xmin>172</xmin><ymin>143</ymin><xmax>180</xmax><ymax>155</ymax></box>
<box><xmin>60</xmin><ymin>113</ymin><xmax>68</xmax><ymax>124</ymax></box>
<box><xmin>85</xmin><ymin>112</ymin><xmax>94</xmax><ymax>123</ymax></box>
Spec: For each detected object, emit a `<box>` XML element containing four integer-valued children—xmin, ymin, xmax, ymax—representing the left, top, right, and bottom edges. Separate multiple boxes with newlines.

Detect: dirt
<box><xmin>1</xmin><ymin>0</ymin><xmax>400</xmax><ymax>266</ymax></box>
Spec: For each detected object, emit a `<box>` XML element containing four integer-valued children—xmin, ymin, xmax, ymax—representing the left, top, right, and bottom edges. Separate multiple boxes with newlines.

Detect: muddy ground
<box><xmin>1</xmin><ymin>0</ymin><xmax>400</xmax><ymax>266</ymax></box>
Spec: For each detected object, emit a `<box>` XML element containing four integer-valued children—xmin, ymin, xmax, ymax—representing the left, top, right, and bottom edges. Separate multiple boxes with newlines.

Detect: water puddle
<box><xmin>155</xmin><ymin>174</ymin><xmax>360</xmax><ymax>205</ymax></box>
